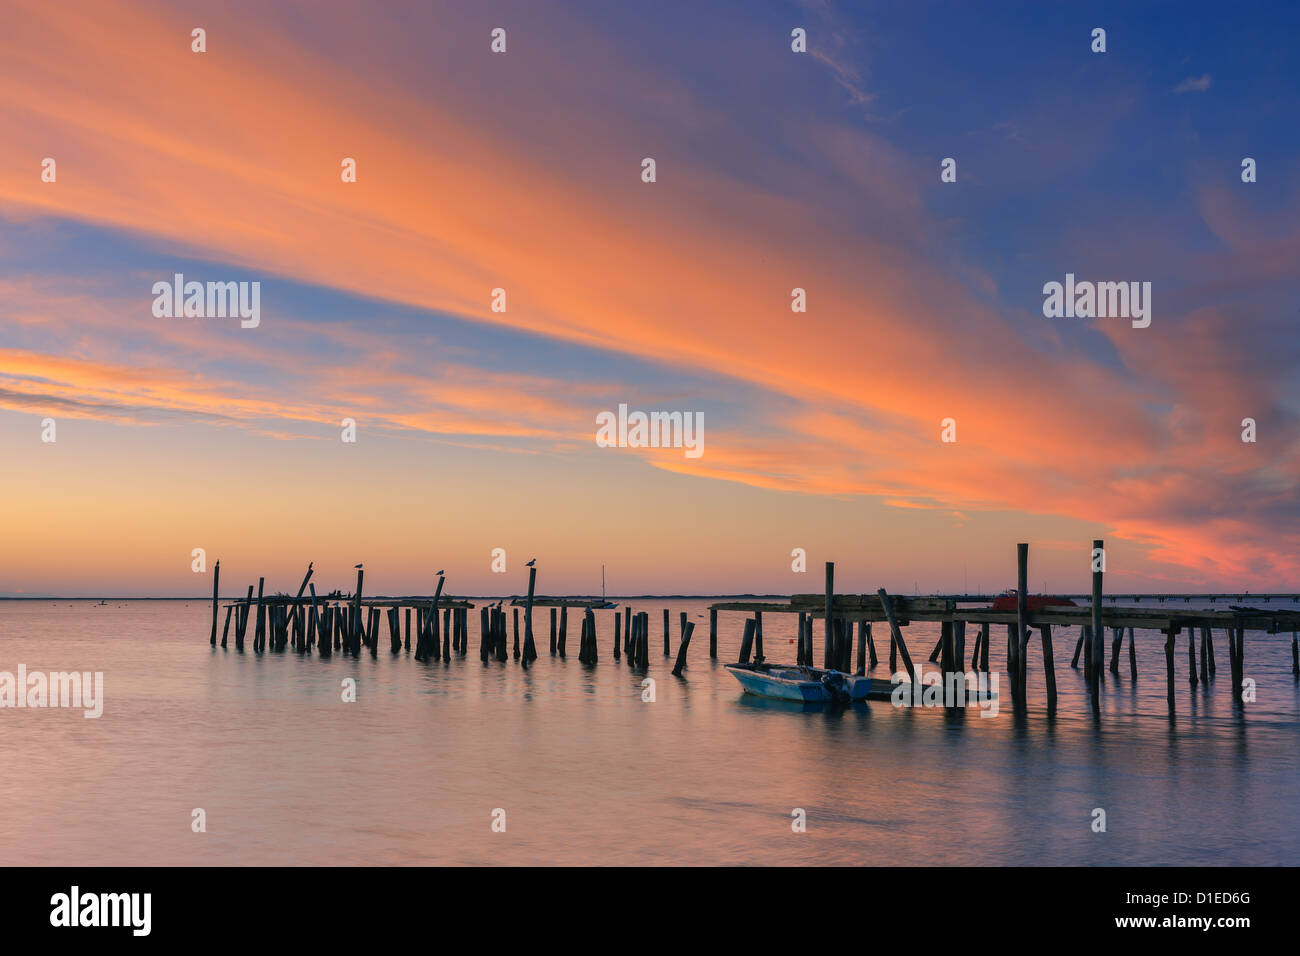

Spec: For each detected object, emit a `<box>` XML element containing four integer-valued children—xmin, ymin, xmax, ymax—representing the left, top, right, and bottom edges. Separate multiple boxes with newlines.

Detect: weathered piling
<box><xmin>1164</xmin><ymin>626</ymin><xmax>1176</xmax><ymax>715</ymax></box>
<box><xmin>1187</xmin><ymin>628</ymin><xmax>1198</xmax><ymax>687</ymax></box>
<box><xmin>796</xmin><ymin>611</ymin><xmax>807</xmax><ymax>665</ymax></box>
<box><xmin>550</xmin><ymin>607</ymin><xmax>557</xmax><ymax>656</ymax></box>
<box><xmin>1041</xmin><ymin>622</ymin><xmax>1057</xmax><ymax>715</ymax></box>
<box><xmin>1199</xmin><ymin>626</ymin><xmax>1208</xmax><ymax>682</ymax></box>
<box><xmin>855</xmin><ymin>619</ymin><xmax>867</xmax><ymax>676</ymax></box>
<box><xmin>1015</xmin><ymin>542</ymin><xmax>1029</xmax><ymax>713</ymax></box>
<box><xmin>823</xmin><ymin>563</ymin><xmax>834</xmax><ymax>668</ymax></box>
<box><xmin>709</xmin><ymin>608</ymin><xmax>718</xmax><ymax>659</ymax></box>
<box><xmin>1072</xmin><ymin>625</ymin><xmax>1088</xmax><ymax>668</ymax></box>
<box><xmin>512</xmin><ymin>608</ymin><xmax>520</xmax><ymax>660</ymax></box>
<box><xmin>209</xmin><ymin>560</ymin><xmax>220</xmax><ymax>646</ymax></box>
<box><xmin>235</xmin><ymin>584</ymin><xmax>252</xmax><ymax>650</ymax></box>
<box><xmin>755</xmin><ymin>610</ymin><xmax>765</xmax><ymax>663</ymax></box>
<box><xmin>1128</xmin><ymin>626</ymin><xmax>1136</xmax><ymax>678</ymax></box>
<box><xmin>586</xmin><ymin>608</ymin><xmax>597</xmax><ymax>664</ymax></box>
<box><xmin>877</xmin><ymin>588</ymin><xmax>916</xmax><ymax>686</ymax></box>
<box><xmin>866</xmin><ymin>622</ymin><xmax>878</xmax><ymax>668</ymax></box>
<box><xmin>1109</xmin><ymin>626</ymin><xmax>1123</xmax><ymax>675</ymax></box>
<box><xmin>637</xmin><ymin>612</ymin><xmax>650</xmax><ymax>669</ymax></box>
<box><xmin>613</xmin><ymin>611</ymin><xmax>621</xmax><ymax>660</ymax></box>
<box><xmin>254</xmin><ymin>576</ymin><xmax>266</xmax><ymax>652</ymax></box>
<box><xmin>220</xmin><ymin>604</ymin><xmax>232</xmax><ymax>648</ymax></box>
<box><xmin>558</xmin><ymin>605</ymin><xmax>568</xmax><ymax>658</ymax></box>
<box><xmin>523</xmin><ymin>567</ymin><xmax>538</xmax><ymax>664</ymax></box>
<box><xmin>672</xmin><ymin>621</ymin><xmax>695</xmax><ymax>677</ymax></box>
<box><xmin>1292</xmin><ymin>632</ymin><xmax>1298</xmax><ymax>677</ymax></box>
<box><xmin>738</xmin><ymin>618</ymin><xmax>756</xmax><ymax>664</ymax></box>
<box><xmin>663</xmin><ymin>608</ymin><xmax>670</xmax><ymax>656</ymax></box>
<box><xmin>1090</xmin><ymin>539</ymin><xmax>1105</xmax><ymax>710</ymax></box>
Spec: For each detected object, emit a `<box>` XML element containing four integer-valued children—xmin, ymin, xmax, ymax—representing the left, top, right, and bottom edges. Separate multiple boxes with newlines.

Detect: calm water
<box><xmin>1</xmin><ymin>599</ymin><xmax>1297</xmax><ymax>866</ymax></box>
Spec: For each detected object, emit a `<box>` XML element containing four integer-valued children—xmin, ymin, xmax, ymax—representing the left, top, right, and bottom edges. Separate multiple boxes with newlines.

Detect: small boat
<box><xmin>725</xmin><ymin>662</ymin><xmax>870</xmax><ymax>704</ymax></box>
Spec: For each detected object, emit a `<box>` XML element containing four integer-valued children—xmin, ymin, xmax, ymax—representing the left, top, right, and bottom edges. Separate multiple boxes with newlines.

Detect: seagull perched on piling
<box><xmin>526</xmin><ymin>558</ymin><xmax>536</xmax><ymax>567</ymax></box>
<box><xmin>354</xmin><ymin>564</ymin><xmax>363</xmax><ymax>569</ymax></box>
<box><xmin>436</xmin><ymin>569</ymin><xmax>444</xmax><ymax>576</ymax></box>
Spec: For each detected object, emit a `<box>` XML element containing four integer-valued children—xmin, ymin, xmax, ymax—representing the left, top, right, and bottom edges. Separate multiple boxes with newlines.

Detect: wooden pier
<box><xmin>203</xmin><ymin>542</ymin><xmax>1300</xmax><ymax>718</ymax></box>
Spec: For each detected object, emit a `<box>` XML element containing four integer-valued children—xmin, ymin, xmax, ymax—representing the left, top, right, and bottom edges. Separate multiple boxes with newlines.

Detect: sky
<box><xmin>1</xmin><ymin>0</ymin><xmax>1298</xmax><ymax>597</ymax></box>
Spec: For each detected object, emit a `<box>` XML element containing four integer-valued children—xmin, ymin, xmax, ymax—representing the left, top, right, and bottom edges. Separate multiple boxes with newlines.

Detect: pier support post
<box><xmin>1041</xmin><ymin>622</ymin><xmax>1057</xmax><ymax>715</ymax></box>
<box><xmin>523</xmin><ymin>567</ymin><xmax>538</xmax><ymax>663</ymax></box>
<box><xmin>1016</xmin><ymin>542</ymin><xmax>1029</xmax><ymax>714</ymax></box>
<box><xmin>1187</xmin><ymin>628</ymin><xmax>1198</xmax><ymax>687</ymax></box>
<box><xmin>1164</xmin><ymin>626</ymin><xmax>1176</xmax><ymax>715</ymax></box>
<box><xmin>550</xmin><ymin>607</ymin><xmax>557</xmax><ymax>655</ymax></box>
<box><xmin>672</xmin><ymin>621</ymin><xmax>695</xmax><ymax>677</ymax></box>
<box><xmin>1128</xmin><ymin>626</ymin><xmax>1136</xmax><ymax>679</ymax></box>
<box><xmin>709</xmin><ymin>608</ymin><xmax>718</xmax><ymax>659</ymax></box>
<box><xmin>1090</xmin><ymin>539</ymin><xmax>1105</xmax><ymax>711</ymax></box>
<box><xmin>855</xmin><ymin>619</ymin><xmax>867</xmax><ymax>676</ymax></box>
<box><xmin>1109</xmin><ymin>626</ymin><xmax>1123</xmax><ymax>675</ymax></box>
<box><xmin>254</xmin><ymin>577</ymin><xmax>266</xmax><ymax>652</ymax></box>
<box><xmin>755</xmin><ymin>611</ymin><xmax>764</xmax><ymax>664</ymax></box>
<box><xmin>558</xmin><ymin>605</ymin><xmax>567</xmax><ymax>658</ymax></box>
<box><xmin>877</xmin><ymin>589</ymin><xmax>916</xmax><ymax>686</ymax></box>
<box><xmin>824</xmin><ymin>563</ymin><xmax>834</xmax><ymax>669</ymax></box>
<box><xmin>209</xmin><ymin>560</ymin><xmax>220</xmax><ymax>645</ymax></box>
<box><xmin>663</xmin><ymin>608</ymin><xmax>670</xmax><ymax>656</ymax></box>
<box><xmin>738</xmin><ymin>618</ymin><xmax>756</xmax><ymax>664</ymax></box>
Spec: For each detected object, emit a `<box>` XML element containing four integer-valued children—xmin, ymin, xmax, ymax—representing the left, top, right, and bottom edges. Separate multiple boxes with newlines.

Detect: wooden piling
<box><xmin>1164</xmin><ymin>626</ymin><xmax>1176</xmax><ymax>715</ymax></box>
<box><xmin>1109</xmin><ymin>626</ymin><xmax>1123</xmax><ymax>675</ymax></box>
<box><xmin>1090</xmin><ymin>539</ymin><xmax>1104</xmax><ymax>710</ymax></box>
<box><xmin>709</xmin><ymin>608</ymin><xmax>718</xmax><ymax>659</ymax></box>
<box><xmin>1072</xmin><ymin>626</ymin><xmax>1087</xmax><ymax>668</ymax></box>
<box><xmin>867</xmin><ymin>622</ymin><xmax>878</xmax><ymax>668</ymax></box>
<box><xmin>877</xmin><ymin>589</ymin><xmax>916</xmax><ymax>686</ymax></box>
<box><xmin>754</xmin><ymin>610</ymin><xmax>764</xmax><ymax>664</ymax></box>
<box><xmin>1041</xmin><ymin>622</ymin><xmax>1057</xmax><ymax>715</ymax></box>
<box><xmin>1016</xmin><ymin>542</ymin><xmax>1029</xmax><ymax>713</ymax></box>
<box><xmin>1292</xmin><ymin>632</ymin><xmax>1298</xmax><ymax>677</ymax></box>
<box><xmin>663</xmin><ymin>608</ymin><xmax>670</xmax><ymax>656</ymax></box>
<box><xmin>523</xmin><ymin>566</ymin><xmax>538</xmax><ymax>663</ymax></box>
<box><xmin>823</xmin><ymin>563</ymin><xmax>834</xmax><ymax>668</ymax></box>
<box><xmin>979</xmin><ymin>622</ymin><xmax>989</xmax><ymax>672</ymax></box>
<box><xmin>209</xmin><ymin>560</ymin><xmax>220</xmax><ymax>646</ymax></box>
<box><xmin>1199</xmin><ymin>626</ymin><xmax>1208</xmax><ymax>682</ymax></box>
<box><xmin>550</xmin><ymin>607</ymin><xmax>557</xmax><ymax>655</ymax></box>
<box><xmin>1127</xmin><ymin>626</ymin><xmax>1136</xmax><ymax>679</ymax></box>
<box><xmin>220</xmin><ymin>605</ymin><xmax>231</xmax><ymax>648</ymax></box>
<box><xmin>1187</xmin><ymin>628</ymin><xmax>1198</xmax><ymax>687</ymax></box>
<box><xmin>738</xmin><ymin>618</ymin><xmax>756</xmax><ymax>664</ymax></box>
<box><xmin>558</xmin><ymin>605</ymin><xmax>568</xmax><ymax>658</ymax></box>
<box><xmin>672</xmin><ymin>621</ymin><xmax>695</xmax><ymax>677</ymax></box>
<box><xmin>254</xmin><ymin>576</ymin><xmax>266</xmax><ymax>652</ymax></box>
<box><xmin>855</xmin><ymin>619</ymin><xmax>867</xmax><ymax>676</ymax></box>
<box><xmin>513</xmin><ymin>607</ymin><xmax>520</xmax><ymax>660</ymax></box>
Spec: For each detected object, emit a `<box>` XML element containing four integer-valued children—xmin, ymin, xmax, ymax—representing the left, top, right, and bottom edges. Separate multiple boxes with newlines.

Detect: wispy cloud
<box><xmin>1173</xmin><ymin>73</ymin><xmax>1212</xmax><ymax>93</ymax></box>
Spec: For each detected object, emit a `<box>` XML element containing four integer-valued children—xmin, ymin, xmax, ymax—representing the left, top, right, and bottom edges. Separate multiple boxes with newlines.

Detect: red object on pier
<box><xmin>989</xmin><ymin>592</ymin><xmax>1077</xmax><ymax>611</ymax></box>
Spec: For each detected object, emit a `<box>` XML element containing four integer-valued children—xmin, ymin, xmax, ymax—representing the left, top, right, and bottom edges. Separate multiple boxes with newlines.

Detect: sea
<box><xmin>1</xmin><ymin>599</ymin><xmax>1297</xmax><ymax>865</ymax></box>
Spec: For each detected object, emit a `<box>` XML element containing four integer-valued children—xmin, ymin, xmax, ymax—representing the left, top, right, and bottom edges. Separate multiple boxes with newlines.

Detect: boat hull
<box><xmin>725</xmin><ymin>663</ymin><xmax>870</xmax><ymax>703</ymax></box>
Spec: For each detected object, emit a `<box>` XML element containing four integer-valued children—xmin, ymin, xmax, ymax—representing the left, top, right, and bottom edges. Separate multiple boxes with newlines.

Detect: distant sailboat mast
<box><xmin>602</xmin><ymin>564</ymin><xmax>606</xmax><ymax>603</ymax></box>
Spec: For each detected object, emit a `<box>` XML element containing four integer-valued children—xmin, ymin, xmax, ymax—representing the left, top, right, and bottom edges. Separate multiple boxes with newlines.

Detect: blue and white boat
<box><xmin>724</xmin><ymin>662</ymin><xmax>872</xmax><ymax>704</ymax></box>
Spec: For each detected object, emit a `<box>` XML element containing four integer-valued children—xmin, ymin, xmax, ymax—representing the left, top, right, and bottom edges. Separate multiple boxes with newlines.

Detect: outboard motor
<box><xmin>819</xmin><ymin>670</ymin><xmax>851</xmax><ymax>706</ymax></box>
